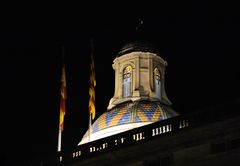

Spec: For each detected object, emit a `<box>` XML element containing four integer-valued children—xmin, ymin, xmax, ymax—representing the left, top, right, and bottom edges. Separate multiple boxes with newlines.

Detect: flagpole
<box><xmin>58</xmin><ymin>122</ymin><xmax>62</xmax><ymax>152</ymax></box>
<box><xmin>88</xmin><ymin>109</ymin><xmax>91</xmax><ymax>142</ymax></box>
<box><xmin>88</xmin><ymin>39</ymin><xmax>94</xmax><ymax>143</ymax></box>
<box><xmin>58</xmin><ymin>46</ymin><xmax>65</xmax><ymax>152</ymax></box>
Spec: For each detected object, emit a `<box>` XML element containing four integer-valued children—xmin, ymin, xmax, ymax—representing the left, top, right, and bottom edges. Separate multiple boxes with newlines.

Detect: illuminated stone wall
<box><xmin>108</xmin><ymin>51</ymin><xmax>171</xmax><ymax>110</ymax></box>
<box><xmin>61</xmin><ymin>102</ymin><xmax>240</xmax><ymax>166</ymax></box>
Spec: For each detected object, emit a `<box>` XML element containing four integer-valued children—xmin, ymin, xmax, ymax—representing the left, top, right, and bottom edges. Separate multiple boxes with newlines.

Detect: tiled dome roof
<box><xmin>79</xmin><ymin>101</ymin><xmax>178</xmax><ymax>145</ymax></box>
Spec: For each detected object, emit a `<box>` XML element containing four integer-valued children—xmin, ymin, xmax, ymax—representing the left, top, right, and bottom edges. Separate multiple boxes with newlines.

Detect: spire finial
<box><xmin>136</xmin><ymin>18</ymin><xmax>144</xmax><ymax>32</ymax></box>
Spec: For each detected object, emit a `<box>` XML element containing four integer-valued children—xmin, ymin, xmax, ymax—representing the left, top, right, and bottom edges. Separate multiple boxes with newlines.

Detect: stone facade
<box><xmin>62</xmin><ymin>100</ymin><xmax>240</xmax><ymax>166</ymax></box>
<box><xmin>108</xmin><ymin>51</ymin><xmax>171</xmax><ymax>110</ymax></box>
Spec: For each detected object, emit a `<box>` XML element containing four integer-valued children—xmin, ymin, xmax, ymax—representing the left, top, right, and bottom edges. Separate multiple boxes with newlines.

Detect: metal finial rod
<box><xmin>90</xmin><ymin>38</ymin><xmax>94</xmax><ymax>56</ymax></box>
<box><xmin>136</xmin><ymin>18</ymin><xmax>144</xmax><ymax>32</ymax></box>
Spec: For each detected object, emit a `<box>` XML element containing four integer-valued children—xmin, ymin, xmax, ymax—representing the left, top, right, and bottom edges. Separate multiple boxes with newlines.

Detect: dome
<box><xmin>79</xmin><ymin>101</ymin><xmax>178</xmax><ymax>145</ymax></box>
<box><xmin>117</xmin><ymin>41</ymin><xmax>159</xmax><ymax>56</ymax></box>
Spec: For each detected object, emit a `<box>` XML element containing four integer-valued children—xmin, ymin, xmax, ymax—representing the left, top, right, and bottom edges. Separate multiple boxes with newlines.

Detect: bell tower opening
<box><xmin>154</xmin><ymin>67</ymin><xmax>161</xmax><ymax>100</ymax></box>
<box><xmin>122</xmin><ymin>66</ymin><xmax>132</xmax><ymax>98</ymax></box>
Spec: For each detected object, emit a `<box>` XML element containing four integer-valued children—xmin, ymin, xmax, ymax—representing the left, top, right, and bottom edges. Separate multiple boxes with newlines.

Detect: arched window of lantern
<box><xmin>154</xmin><ymin>67</ymin><xmax>161</xmax><ymax>100</ymax></box>
<box><xmin>122</xmin><ymin>66</ymin><xmax>132</xmax><ymax>97</ymax></box>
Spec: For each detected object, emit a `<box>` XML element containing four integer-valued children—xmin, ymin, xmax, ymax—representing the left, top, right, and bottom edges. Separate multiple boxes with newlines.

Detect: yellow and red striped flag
<box><xmin>89</xmin><ymin>55</ymin><xmax>96</xmax><ymax>120</ymax></box>
<box><xmin>59</xmin><ymin>64</ymin><xmax>67</xmax><ymax>131</ymax></box>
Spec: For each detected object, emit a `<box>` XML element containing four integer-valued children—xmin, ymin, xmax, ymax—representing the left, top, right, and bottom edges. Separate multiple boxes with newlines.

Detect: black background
<box><xmin>0</xmin><ymin>2</ymin><xmax>240</xmax><ymax>165</ymax></box>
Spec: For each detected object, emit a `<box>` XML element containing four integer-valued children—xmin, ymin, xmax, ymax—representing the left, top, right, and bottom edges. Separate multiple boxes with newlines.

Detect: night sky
<box><xmin>1</xmin><ymin>2</ymin><xmax>240</xmax><ymax>165</ymax></box>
